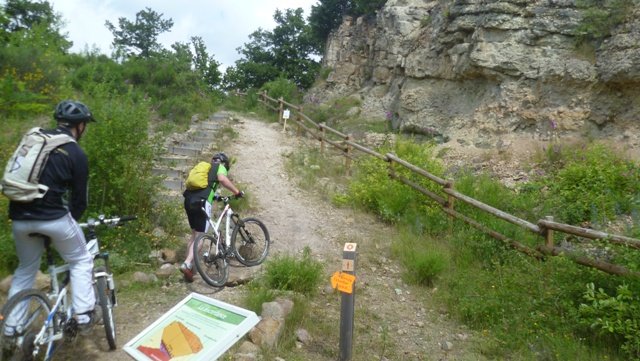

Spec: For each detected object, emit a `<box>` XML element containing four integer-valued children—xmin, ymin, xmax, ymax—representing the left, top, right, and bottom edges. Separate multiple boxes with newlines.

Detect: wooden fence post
<box><xmin>278</xmin><ymin>97</ymin><xmax>285</xmax><ymax>128</ymax></box>
<box><xmin>320</xmin><ymin>124</ymin><xmax>326</xmax><ymax>154</ymax></box>
<box><xmin>386</xmin><ymin>154</ymin><xmax>395</xmax><ymax>181</ymax></box>
<box><xmin>544</xmin><ymin>216</ymin><xmax>554</xmax><ymax>248</ymax></box>
<box><xmin>445</xmin><ymin>180</ymin><xmax>455</xmax><ymax>234</ymax></box>
<box><xmin>296</xmin><ymin>106</ymin><xmax>303</xmax><ymax>137</ymax></box>
<box><xmin>344</xmin><ymin>134</ymin><xmax>352</xmax><ymax>177</ymax></box>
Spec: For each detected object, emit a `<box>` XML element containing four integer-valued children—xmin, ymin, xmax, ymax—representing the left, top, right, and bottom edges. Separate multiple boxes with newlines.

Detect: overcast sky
<box><xmin>49</xmin><ymin>0</ymin><xmax>318</xmax><ymax>71</ymax></box>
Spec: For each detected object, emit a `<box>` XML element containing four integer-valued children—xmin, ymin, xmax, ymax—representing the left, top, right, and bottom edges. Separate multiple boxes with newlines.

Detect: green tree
<box><xmin>271</xmin><ymin>8</ymin><xmax>319</xmax><ymax>89</ymax></box>
<box><xmin>308</xmin><ymin>0</ymin><xmax>350</xmax><ymax>52</ymax></box>
<box><xmin>308</xmin><ymin>0</ymin><xmax>386</xmax><ymax>52</ymax></box>
<box><xmin>0</xmin><ymin>9</ymin><xmax>8</xmax><ymax>41</ymax></box>
<box><xmin>3</xmin><ymin>0</ymin><xmax>55</xmax><ymax>32</ymax></box>
<box><xmin>223</xmin><ymin>8</ymin><xmax>320</xmax><ymax>90</ymax></box>
<box><xmin>105</xmin><ymin>7</ymin><xmax>173</xmax><ymax>58</ymax></box>
<box><xmin>0</xmin><ymin>0</ymin><xmax>70</xmax><ymax>51</ymax></box>
<box><xmin>351</xmin><ymin>0</ymin><xmax>386</xmax><ymax>17</ymax></box>
<box><xmin>0</xmin><ymin>0</ymin><xmax>71</xmax><ymax>115</ymax></box>
<box><xmin>191</xmin><ymin>36</ymin><xmax>221</xmax><ymax>89</ymax></box>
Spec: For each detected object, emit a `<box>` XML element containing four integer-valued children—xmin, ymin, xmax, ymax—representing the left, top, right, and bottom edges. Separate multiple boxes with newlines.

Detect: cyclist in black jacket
<box><xmin>6</xmin><ymin>100</ymin><xmax>98</xmax><ymax>335</ymax></box>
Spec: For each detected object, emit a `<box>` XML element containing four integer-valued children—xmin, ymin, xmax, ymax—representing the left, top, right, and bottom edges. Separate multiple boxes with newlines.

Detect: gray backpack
<box><xmin>0</xmin><ymin>127</ymin><xmax>75</xmax><ymax>202</ymax></box>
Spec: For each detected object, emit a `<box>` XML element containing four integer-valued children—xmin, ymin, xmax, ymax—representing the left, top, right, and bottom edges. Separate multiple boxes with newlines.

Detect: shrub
<box><xmin>540</xmin><ymin>142</ymin><xmax>640</xmax><ymax>225</ymax></box>
<box><xmin>345</xmin><ymin>138</ymin><xmax>445</xmax><ymax>227</ymax></box>
<box><xmin>578</xmin><ymin>282</ymin><xmax>640</xmax><ymax>360</ymax></box>
<box><xmin>392</xmin><ymin>230</ymin><xmax>449</xmax><ymax>287</ymax></box>
<box><xmin>260</xmin><ymin>77</ymin><xmax>302</xmax><ymax>105</ymax></box>
<box><xmin>244</xmin><ymin>281</ymin><xmax>277</xmax><ymax>314</ymax></box>
<box><xmin>303</xmin><ymin>96</ymin><xmax>362</xmax><ymax>129</ymax></box>
<box><xmin>0</xmin><ymin>200</ymin><xmax>17</xmax><ymax>276</ymax></box>
<box><xmin>574</xmin><ymin>0</ymin><xmax>634</xmax><ymax>45</ymax></box>
<box><xmin>263</xmin><ymin>246</ymin><xmax>323</xmax><ymax>295</ymax></box>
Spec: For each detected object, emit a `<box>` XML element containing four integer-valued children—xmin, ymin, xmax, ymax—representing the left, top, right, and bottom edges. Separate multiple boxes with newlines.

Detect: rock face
<box><xmin>309</xmin><ymin>0</ymin><xmax>640</xmax><ymax>155</ymax></box>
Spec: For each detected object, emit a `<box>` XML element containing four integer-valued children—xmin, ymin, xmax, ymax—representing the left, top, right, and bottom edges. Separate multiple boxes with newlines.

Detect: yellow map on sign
<box><xmin>136</xmin><ymin>320</ymin><xmax>203</xmax><ymax>360</ymax></box>
<box><xmin>331</xmin><ymin>272</ymin><xmax>357</xmax><ymax>294</ymax></box>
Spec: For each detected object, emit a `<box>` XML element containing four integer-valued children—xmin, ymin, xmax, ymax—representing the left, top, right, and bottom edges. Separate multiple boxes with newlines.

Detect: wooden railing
<box><xmin>241</xmin><ymin>90</ymin><xmax>640</xmax><ymax>278</ymax></box>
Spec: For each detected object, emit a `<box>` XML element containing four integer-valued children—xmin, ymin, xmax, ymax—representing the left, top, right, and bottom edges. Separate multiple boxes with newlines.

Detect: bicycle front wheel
<box><xmin>231</xmin><ymin>217</ymin><xmax>270</xmax><ymax>266</ymax></box>
<box><xmin>94</xmin><ymin>267</ymin><xmax>116</xmax><ymax>350</ymax></box>
<box><xmin>193</xmin><ymin>234</ymin><xmax>229</xmax><ymax>287</ymax></box>
<box><xmin>0</xmin><ymin>289</ymin><xmax>53</xmax><ymax>361</ymax></box>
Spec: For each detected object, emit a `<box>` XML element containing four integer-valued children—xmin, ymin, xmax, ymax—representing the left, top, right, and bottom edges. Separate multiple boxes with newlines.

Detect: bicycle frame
<box><xmin>32</xmin><ymin>228</ymin><xmax>115</xmax><ymax>359</ymax></box>
<box><xmin>203</xmin><ymin>201</ymin><xmax>235</xmax><ymax>253</ymax></box>
<box><xmin>0</xmin><ymin>215</ymin><xmax>134</xmax><ymax>360</ymax></box>
<box><xmin>32</xmin><ymin>253</ymin><xmax>74</xmax><ymax>359</ymax></box>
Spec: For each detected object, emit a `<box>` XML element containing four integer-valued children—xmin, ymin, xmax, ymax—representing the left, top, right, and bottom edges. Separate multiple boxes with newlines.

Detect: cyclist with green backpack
<box><xmin>180</xmin><ymin>152</ymin><xmax>244</xmax><ymax>282</ymax></box>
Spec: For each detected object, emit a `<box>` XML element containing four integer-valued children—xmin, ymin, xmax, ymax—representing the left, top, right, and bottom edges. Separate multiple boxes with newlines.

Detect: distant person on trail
<box><xmin>180</xmin><ymin>152</ymin><xmax>244</xmax><ymax>282</ymax></box>
<box><xmin>5</xmin><ymin>100</ymin><xmax>98</xmax><ymax>335</ymax></box>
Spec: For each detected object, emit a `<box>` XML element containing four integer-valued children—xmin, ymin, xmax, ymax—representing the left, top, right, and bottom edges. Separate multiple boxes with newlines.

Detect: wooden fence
<box><xmin>239</xmin><ymin>90</ymin><xmax>640</xmax><ymax>278</ymax></box>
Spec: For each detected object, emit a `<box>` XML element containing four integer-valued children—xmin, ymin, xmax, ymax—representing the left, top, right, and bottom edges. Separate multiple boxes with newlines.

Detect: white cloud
<box><xmin>49</xmin><ymin>0</ymin><xmax>318</xmax><ymax>70</ymax></box>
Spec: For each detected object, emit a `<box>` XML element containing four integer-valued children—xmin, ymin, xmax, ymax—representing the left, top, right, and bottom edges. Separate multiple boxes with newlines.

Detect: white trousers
<box><xmin>9</xmin><ymin>213</ymin><xmax>95</xmax><ymax>325</ymax></box>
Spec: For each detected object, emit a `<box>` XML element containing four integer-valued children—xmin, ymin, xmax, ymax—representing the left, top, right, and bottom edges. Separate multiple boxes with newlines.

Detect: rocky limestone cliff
<box><xmin>307</xmin><ymin>0</ymin><xmax>640</xmax><ymax>157</ymax></box>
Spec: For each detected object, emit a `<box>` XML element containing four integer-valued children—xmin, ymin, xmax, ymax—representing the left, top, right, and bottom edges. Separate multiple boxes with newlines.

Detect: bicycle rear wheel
<box><xmin>193</xmin><ymin>234</ymin><xmax>229</xmax><ymax>287</ymax></box>
<box><xmin>231</xmin><ymin>217</ymin><xmax>270</xmax><ymax>266</ymax></box>
<box><xmin>94</xmin><ymin>267</ymin><xmax>116</xmax><ymax>350</ymax></box>
<box><xmin>0</xmin><ymin>289</ymin><xmax>53</xmax><ymax>361</ymax></box>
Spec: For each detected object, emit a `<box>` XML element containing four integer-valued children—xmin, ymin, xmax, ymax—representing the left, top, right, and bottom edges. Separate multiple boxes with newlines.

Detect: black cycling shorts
<box><xmin>184</xmin><ymin>197</ymin><xmax>207</xmax><ymax>232</ymax></box>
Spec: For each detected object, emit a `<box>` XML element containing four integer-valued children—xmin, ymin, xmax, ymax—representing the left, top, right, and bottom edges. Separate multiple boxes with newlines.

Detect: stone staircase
<box><xmin>153</xmin><ymin>112</ymin><xmax>231</xmax><ymax>196</ymax></box>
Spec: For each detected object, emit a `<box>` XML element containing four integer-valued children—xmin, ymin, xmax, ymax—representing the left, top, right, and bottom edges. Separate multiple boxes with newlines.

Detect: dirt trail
<box><xmin>60</xmin><ymin>113</ymin><xmax>486</xmax><ymax>360</ymax></box>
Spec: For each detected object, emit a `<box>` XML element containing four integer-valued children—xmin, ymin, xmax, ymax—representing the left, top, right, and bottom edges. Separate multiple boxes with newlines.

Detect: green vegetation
<box><xmin>0</xmin><ymin>0</ymin><xmax>227</xmax><ymax>275</ymax></box>
<box><xmin>533</xmin><ymin>142</ymin><xmax>640</xmax><ymax>226</ymax></box>
<box><xmin>243</xmin><ymin>247</ymin><xmax>323</xmax><ymax>310</ymax></box>
<box><xmin>223</xmin><ymin>8</ymin><xmax>320</xmax><ymax>91</ymax></box>
<box><xmin>578</xmin><ymin>282</ymin><xmax>640</xmax><ymax>357</ymax></box>
<box><xmin>575</xmin><ymin>0</ymin><xmax>636</xmax><ymax>45</ymax></box>
<box><xmin>339</xmin><ymin>139</ymin><xmax>445</xmax><ymax>225</ymax></box>
<box><xmin>260</xmin><ymin>77</ymin><xmax>304</xmax><ymax>105</ymax></box>
<box><xmin>5</xmin><ymin>0</ymin><xmax>640</xmax><ymax>359</ymax></box>
<box><xmin>239</xmin><ymin>247</ymin><xmax>323</xmax><ymax>357</ymax></box>
<box><xmin>262</xmin><ymin>247</ymin><xmax>324</xmax><ymax>295</ymax></box>
<box><xmin>0</xmin><ymin>0</ymin><xmax>329</xmax><ymax>276</ymax></box>
<box><xmin>277</xmin><ymin>96</ymin><xmax>640</xmax><ymax>359</ymax></box>
<box><xmin>308</xmin><ymin>0</ymin><xmax>387</xmax><ymax>52</ymax></box>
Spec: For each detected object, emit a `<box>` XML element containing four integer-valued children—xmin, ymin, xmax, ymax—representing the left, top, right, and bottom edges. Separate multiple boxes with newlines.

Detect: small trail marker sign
<box><xmin>331</xmin><ymin>272</ymin><xmax>357</xmax><ymax>294</ymax></box>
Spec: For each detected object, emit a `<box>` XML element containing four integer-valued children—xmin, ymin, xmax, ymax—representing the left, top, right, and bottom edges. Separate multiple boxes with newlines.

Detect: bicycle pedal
<box><xmin>64</xmin><ymin>318</ymin><xmax>79</xmax><ymax>340</ymax></box>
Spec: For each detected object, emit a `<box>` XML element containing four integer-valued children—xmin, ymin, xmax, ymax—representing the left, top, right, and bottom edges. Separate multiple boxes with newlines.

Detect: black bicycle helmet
<box><xmin>212</xmin><ymin>152</ymin><xmax>230</xmax><ymax>170</ymax></box>
<box><xmin>53</xmin><ymin>100</ymin><xmax>95</xmax><ymax>124</ymax></box>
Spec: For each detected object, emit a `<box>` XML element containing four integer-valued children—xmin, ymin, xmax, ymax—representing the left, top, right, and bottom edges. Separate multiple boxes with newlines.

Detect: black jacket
<box><xmin>9</xmin><ymin>127</ymin><xmax>89</xmax><ymax>221</ymax></box>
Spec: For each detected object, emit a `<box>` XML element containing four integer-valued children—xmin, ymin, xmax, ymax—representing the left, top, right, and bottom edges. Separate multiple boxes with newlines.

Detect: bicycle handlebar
<box><xmin>213</xmin><ymin>192</ymin><xmax>244</xmax><ymax>203</ymax></box>
<box><xmin>79</xmin><ymin>215</ymin><xmax>137</xmax><ymax>229</ymax></box>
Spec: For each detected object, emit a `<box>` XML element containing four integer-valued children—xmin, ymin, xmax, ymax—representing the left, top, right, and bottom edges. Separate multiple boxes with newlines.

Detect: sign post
<box><xmin>332</xmin><ymin>242</ymin><xmax>357</xmax><ymax>361</ymax></box>
<box><xmin>282</xmin><ymin>109</ymin><xmax>290</xmax><ymax>132</ymax></box>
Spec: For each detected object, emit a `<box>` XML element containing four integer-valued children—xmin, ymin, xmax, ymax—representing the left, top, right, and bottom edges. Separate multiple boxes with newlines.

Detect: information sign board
<box><xmin>124</xmin><ymin>293</ymin><xmax>260</xmax><ymax>361</ymax></box>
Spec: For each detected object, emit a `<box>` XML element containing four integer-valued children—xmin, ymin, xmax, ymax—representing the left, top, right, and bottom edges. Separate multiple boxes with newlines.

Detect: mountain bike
<box><xmin>192</xmin><ymin>194</ymin><xmax>270</xmax><ymax>287</ymax></box>
<box><xmin>0</xmin><ymin>215</ymin><xmax>136</xmax><ymax>361</ymax></box>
